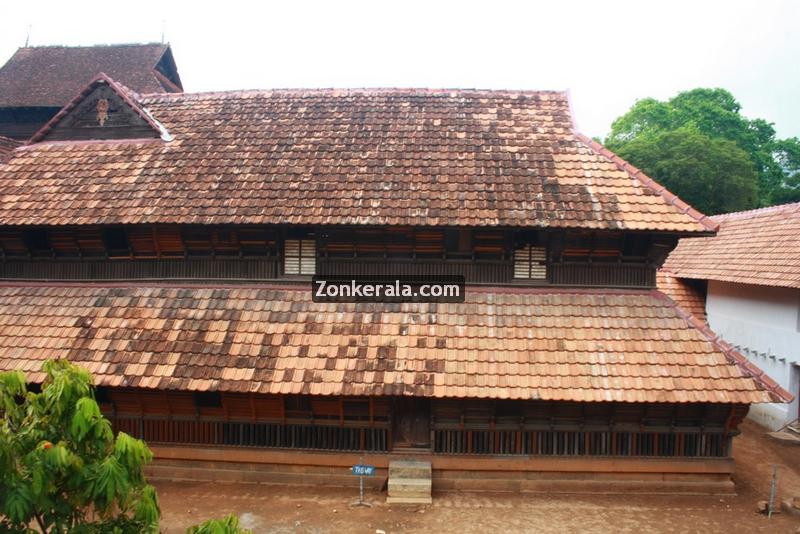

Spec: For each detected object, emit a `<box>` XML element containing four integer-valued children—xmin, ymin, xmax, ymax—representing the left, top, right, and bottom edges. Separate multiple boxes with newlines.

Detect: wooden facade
<box><xmin>99</xmin><ymin>388</ymin><xmax>746</xmax><ymax>460</ymax></box>
<box><xmin>0</xmin><ymin>223</ymin><xmax>669</xmax><ymax>288</ymax></box>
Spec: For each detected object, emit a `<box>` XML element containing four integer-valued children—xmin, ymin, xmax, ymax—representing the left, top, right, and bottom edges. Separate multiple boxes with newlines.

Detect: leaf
<box><xmin>2</xmin><ymin>485</ymin><xmax>33</xmax><ymax>524</ymax></box>
<box><xmin>70</xmin><ymin>397</ymin><xmax>101</xmax><ymax>441</ymax></box>
<box><xmin>0</xmin><ymin>370</ymin><xmax>26</xmax><ymax>396</ymax></box>
<box><xmin>186</xmin><ymin>514</ymin><xmax>252</xmax><ymax>534</ymax></box>
<box><xmin>114</xmin><ymin>432</ymin><xmax>153</xmax><ymax>475</ymax></box>
<box><xmin>133</xmin><ymin>484</ymin><xmax>160</xmax><ymax>533</ymax></box>
<box><xmin>88</xmin><ymin>455</ymin><xmax>131</xmax><ymax>512</ymax></box>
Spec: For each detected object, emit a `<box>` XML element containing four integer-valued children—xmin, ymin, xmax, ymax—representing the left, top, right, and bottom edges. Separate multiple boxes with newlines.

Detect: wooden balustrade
<box><xmin>110</xmin><ymin>415</ymin><xmax>389</xmax><ymax>453</ymax></box>
<box><xmin>109</xmin><ymin>414</ymin><xmax>729</xmax><ymax>458</ymax></box>
<box><xmin>432</xmin><ymin>428</ymin><xmax>730</xmax><ymax>457</ymax></box>
<box><xmin>0</xmin><ymin>256</ymin><xmax>655</xmax><ymax>288</ymax></box>
<box><xmin>549</xmin><ymin>262</ymin><xmax>656</xmax><ymax>288</ymax></box>
<box><xmin>0</xmin><ymin>257</ymin><xmax>279</xmax><ymax>280</ymax></box>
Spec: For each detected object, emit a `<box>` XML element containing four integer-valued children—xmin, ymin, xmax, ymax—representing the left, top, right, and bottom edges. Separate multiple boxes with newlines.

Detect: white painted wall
<box><xmin>705</xmin><ymin>280</ymin><xmax>800</xmax><ymax>430</ymax></box>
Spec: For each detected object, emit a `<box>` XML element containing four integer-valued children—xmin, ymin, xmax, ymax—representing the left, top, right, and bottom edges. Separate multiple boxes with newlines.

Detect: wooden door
<box><xmin>393</xmin><ymin>397</ymin><xmax>431</xmax><ymax>448</ymax></box>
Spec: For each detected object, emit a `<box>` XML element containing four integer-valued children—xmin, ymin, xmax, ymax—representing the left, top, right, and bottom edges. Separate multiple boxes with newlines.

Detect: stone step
<box><xmin>388</xmin><ymin>477</ymin><xmax>432</xmax><ymax>497</ymax></box>
<box><xmin>387</xmin><ymin>460</ymin><xmax>432</xmax><ymax>504</ymax></box>
<box><xmin>386</xmin><ymin>495</ymin><xmax>433</xmax><ymax>505</ymax></box>
<box><xmin>388</xmin><ymin>460</ymin><xmax>432</xmax><ymax>479</ymax></box>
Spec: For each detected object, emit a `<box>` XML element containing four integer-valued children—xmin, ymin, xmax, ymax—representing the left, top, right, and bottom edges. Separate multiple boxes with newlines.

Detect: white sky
<box><xmin>2</xmin><ymin>0</ymin><xmax>798</xmax><ymax>140</ymax></box>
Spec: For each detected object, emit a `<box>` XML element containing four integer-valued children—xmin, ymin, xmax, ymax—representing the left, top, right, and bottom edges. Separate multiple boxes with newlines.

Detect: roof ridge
<box><xmin>659</xmin><ymin>291</ymin><xmax>794</xmax><ymax>403</ymax></box>
<box><xmin>139</xmin><ymin>87</ymin><xmax>569</xmax><ymax>102</ymax></box>
<box><xmin>711</xmin><ymin>201</ymin><xmax>800</xmax><ymax>221</ymax></box>
<box><xmin>574</xmin><ymin>134</ymin><xmax>719</xmax><ymax>233</ymax></box>
<box><xmin>17</xmin><ymin>42</ymin><xmax>166</xmax><ymax>50</ymax></box>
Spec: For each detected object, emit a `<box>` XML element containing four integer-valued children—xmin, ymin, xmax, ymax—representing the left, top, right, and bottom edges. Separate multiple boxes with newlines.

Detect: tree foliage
<box><xmin>612</xmin><ymin>127</ymin><xmax>758</xmax><ymax>215</ymax></box>
<box><xmin>605</xmin><ymin>88</ymin><xmax>800</xmax><ymax>213</ymax></box>
<box><xmin>0</xmin><ymin>360</ymin><xmax>159</xmax><ymax>533</ymax></box>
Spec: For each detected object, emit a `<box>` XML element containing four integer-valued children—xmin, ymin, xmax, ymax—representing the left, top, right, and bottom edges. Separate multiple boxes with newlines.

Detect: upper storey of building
<box><xmin>0</xmin><ymin>77</ymin><xmax>719</xmax><ymax>287</ymax></box>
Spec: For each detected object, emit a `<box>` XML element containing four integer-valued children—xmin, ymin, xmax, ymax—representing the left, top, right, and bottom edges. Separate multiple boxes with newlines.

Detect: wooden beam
<box><xmin>149</xmin><ymin>444</ymin><xmax>735</xmax><ymax>474</ymax></box>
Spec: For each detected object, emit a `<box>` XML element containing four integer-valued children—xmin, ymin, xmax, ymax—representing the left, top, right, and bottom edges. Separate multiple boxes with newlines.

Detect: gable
<box><xmin>39</xmin><ymin>84</ymin><xmax>160</xmax><ymax>142</ymax></box>
<box><xmin>27</xmin><ymin>74</ymin><xmax>170</xmax><ymax>144</ymax></box>
<box><xmin>153</xmin><ymin>47</ymin><xmax>183</xmax><ymax>92</ymax></box>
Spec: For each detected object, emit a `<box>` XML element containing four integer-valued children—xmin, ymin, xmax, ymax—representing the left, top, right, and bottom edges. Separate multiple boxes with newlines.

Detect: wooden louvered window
<box><xmin>514</xmin><ymin>245</ymin><xmax>547</xmax><ymax>280</ymax></box>
<box><xmin>284</xmin><ymin>239</ymin><xmax>316</xmax><ymax>275</ymax></box>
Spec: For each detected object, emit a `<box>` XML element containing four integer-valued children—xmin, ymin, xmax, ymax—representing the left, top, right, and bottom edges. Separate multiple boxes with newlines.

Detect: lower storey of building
<box><xmin>99</xmin><ymin>388</ymin><xmax>748</xmax><ymax>494</ymax></box>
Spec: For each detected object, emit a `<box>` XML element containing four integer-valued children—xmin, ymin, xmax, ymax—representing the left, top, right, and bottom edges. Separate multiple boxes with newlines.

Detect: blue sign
<box><xmin>351</xmin><ymin>464</ymin><xmax>376</xmax><ymax>476</ymax></box>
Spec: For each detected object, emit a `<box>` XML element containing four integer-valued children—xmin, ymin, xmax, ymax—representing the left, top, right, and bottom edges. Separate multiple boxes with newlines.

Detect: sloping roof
<box><xmin>0</xmin><ymin>283</ymin><xmax>789</xmax><ymax>403</ymax></box>
<box><xmin>666</xmin><ymin>202</ymin><xmax>800</xmax><ymax>288</ymax></box>
<box><xmin>657</xmin><ymin>269</ymin><xmax>706</xmax><ymax>322</ymax></box>
<box><xmin>0</xmin><ymin>135</ymin><xmax>20</xmax><ymax>161</ymax></box>
<box><xmin>0</xmin><ymin>43</ymin><xmax>180</xmax><ymax>108</ymax></box>
<box><xmin>0</xmin><ymin>88</ymin><xmax>715</xmax><ymax>231</ymax></box>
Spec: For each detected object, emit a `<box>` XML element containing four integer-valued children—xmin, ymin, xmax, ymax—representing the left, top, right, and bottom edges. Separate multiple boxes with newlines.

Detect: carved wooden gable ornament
<box><xmin>29</xmin><ymin>73</ymin><xmax>171</xmax><ymax>143</ymax></box>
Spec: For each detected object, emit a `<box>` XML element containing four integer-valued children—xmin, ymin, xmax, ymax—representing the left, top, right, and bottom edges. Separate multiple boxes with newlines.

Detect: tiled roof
<box><xmin>0</xmin><ymin>88</ymin><xmax>713</xmax><ymax>231</ymax></box>
<box><xmin>0</xmin><ymin>44</ymin><xmax>179</xmax><ymax>108</ymax></box>
<box><xmin>657</xmin><ymin>269</ymin><xmax>706</xmax><ymax>322</ymax></box>
<box><xmin>666</xmin><ymin>202</ymin><xmax>800</xmax><ymax>288</ymax></box>
<box><xmin>0</xmin><ymin>283</ymin><xmax>788</xmax><ymax>403</ymax></box>
<box><xmin>0</xmin><ymin>135</ymin><xmax>20</xmax><ymax>161</ymax></box>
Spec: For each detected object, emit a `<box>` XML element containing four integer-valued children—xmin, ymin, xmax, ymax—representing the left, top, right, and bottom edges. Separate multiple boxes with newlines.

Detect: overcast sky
<box><xmin>2</xmin><ymin>0</ymin><xmax>798</xmax><ymax>140</ymax></box>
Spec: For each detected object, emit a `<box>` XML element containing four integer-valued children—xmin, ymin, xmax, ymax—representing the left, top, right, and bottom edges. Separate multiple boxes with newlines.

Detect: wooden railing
<box><xmin>108</xmin><ymin>415</ymin><xmax>730</xmax><ymax>458</ymax></box>
<box><xmin>109</xmin><ymin>415</ymin><xmax>389</xmax><ymax>452</ymax></box>
<box><xmin>0</xmin><ymin>256</ymin><xmax>655</xmax><ymax>288</ymax></box>
<box><xmin>0</xmin><ymin>257</ymin><xmax>280</xmax><ymax>280</ymax></box>
<box><xmin>432</xmin><ymin>428</ymin><xmax>731</xmax><ymax>458</ymax></box>
<box><xmin>322</xmin><ymin>259</ymin><xmax>656</xmax><ymax>288</ymax></box>
<box><xmin>549</xmin><ymin>262</ymin><xmax>656</xmax><ymax>288</ymax></box>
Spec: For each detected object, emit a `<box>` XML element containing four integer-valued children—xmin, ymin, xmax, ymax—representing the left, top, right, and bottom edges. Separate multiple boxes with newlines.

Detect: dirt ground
<box><xmin>155</xmin><ymin>419</ymin><xmax>800</xmax><ymax>533</ymax></box>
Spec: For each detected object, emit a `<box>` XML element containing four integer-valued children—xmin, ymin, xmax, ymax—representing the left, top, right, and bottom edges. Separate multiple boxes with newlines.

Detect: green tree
<box><xmin>605</xmin><ymin>88</ymin><xmax>800</xmax><ymax>213</ymax></box>
<box><xmin>771</xmin><ymin>137</ymin><xmax>800</xmax><ymax>204</ymax></box>
<box><xmin>0</xmin><ymin>360</ymin><xmax>159</xmax><ymax>533</ymax></box>
<box><xmin>613</xmin><ymin>126</ymin><xmax>758</xmax><ymax>215</ymax></box>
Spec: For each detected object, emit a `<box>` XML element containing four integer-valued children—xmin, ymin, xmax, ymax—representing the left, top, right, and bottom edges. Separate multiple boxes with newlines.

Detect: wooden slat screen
<box><xmin>432</xmin><ymin>429</ymin><xmax>731</xmax><ymax>457</ymax></box>
<box><xmin>108</xmin><ymin>416</ymin><xmax>389</xmax><ymax>453</ymax></box>
<box><xmin>513</xmin><ymin>245</ymin><xmax>547</xmax><ymax>280</ymax></box>
<box><xmin>0</xmin><ymin>258</ymin><xmax>280</xmax><ymax>280</ymax></box>
<box><xmin>284</xmin><ymin>239</ymin><xmax>316</xmax><ymax>275</ymax></box>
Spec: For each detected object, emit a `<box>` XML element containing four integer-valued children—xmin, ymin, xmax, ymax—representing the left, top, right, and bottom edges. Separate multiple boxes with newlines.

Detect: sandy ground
<box><xmin>155</xmin><ymin>420</ymin><xmax>800</xmax><ymax>533</ymax></box>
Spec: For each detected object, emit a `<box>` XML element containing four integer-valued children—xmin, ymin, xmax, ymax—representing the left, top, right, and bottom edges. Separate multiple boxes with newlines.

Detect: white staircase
<box><xmin>386</xmin><ymin>460</ymin><xmax>432</xmax><ymax>504</ymax></box>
